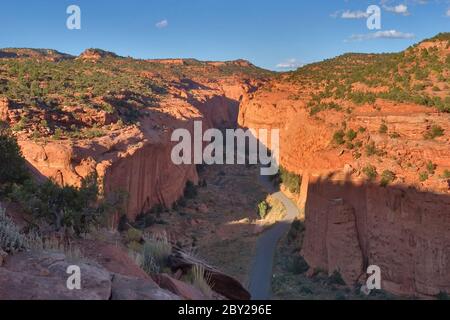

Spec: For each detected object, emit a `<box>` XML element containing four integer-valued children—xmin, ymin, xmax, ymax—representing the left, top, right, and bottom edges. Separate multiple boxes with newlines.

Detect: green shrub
<box><xmin>141</xmin><ymin>234</ymin><xmax>172</xmax><ymax>274</ymax></box>
<box><xmin>346</xmin><ymin>129</ymin><xmax>357</xmax><ymax>141</ymax></box>
<box><xmin>11</xmin><ymin>116</ymin><xmax>28</xmax><ymax>132</ymax></box>
<box><xmin>363</xmin><ymin>165</ymin><xmax>378</xmax><ymax>181</ymax></box>
<box><xmin>328</xmin><ymin>270</ymin><xmax>346</xmax><ymax>286</ymax></box>
<box><xmin>0</xmin><ymin>205</ymin><xmax>28</xmax><ymax>253</ymax></box>
<box><xmin>424</xmin><ymin>125</ymin><xmax>444</xmax><ymax>140</ymax></box>
<box><xmin>441</xmin><ymin>170</ymin><xmax>450</xmax><ymax>179</ymax></box>
<box><xmin>10</xmin><ymin>173</ymin><xmax>112</xmax><ymax>235</ymax></box>
<box><xmin>184</xmin><ymin>181</ymin><xmax>197</xmax><ymax>199</ymax></box>
<box><xmin>426</xmin><ymin>161</ymin><xmax>437</xmax><ymax>174</ymax></box>
<box><xmin>332</xmin><ymin>130</ymin><xmax>345</xmax><ymax>145</ymax></box>
<box><xmin>419</xmin><ymin>172</ymin><xmax>429</xmax><ymax>182</ymax></box>
<box><xmin>380</xmin><ymin>170</ymin><xmax>396</xmax><ymax>187</ymax></box>
<box><xmin>0</xmin><ymin>129</ymin><xmax>30</xmax><ymax>192</ymax></box>
<box><xmin>379</xmin><ymin>123</ymin><xmax>388</xmax><ymax>134</ymax></box>
<box><xmin>287</xmin><ymin>219</ymin><xmax>305</xmax><ymax>244</ymax></box>
<box><xmin>365</xmin><ymin>142</ymin><xmax>378</xmax><ymax>157</ymax></box>
<box><xmin>126</xmin><ymin>228</ymin><xmax>143</xmax><ymax>243</ymax></box>
<box><xmin>279</xmin><ymin>167</ymin><xmax>301</xmax><ymax>194</ymax></box>
<box><xmin>134</xmin><ymin>213</ymin><xmax>156</xmax><ymax>229</ymax></box>
<box><xmin>288</xmin><ymin>255</ymin><xmax>309</xmax><ymax>275</ymax></box>
<box><xmin>257</xmin><ymin>201</ymin><xmax>269</xmax><ymax>219</ymax></box>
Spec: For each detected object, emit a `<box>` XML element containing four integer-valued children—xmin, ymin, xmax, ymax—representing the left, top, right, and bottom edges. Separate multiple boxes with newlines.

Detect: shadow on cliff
<box><xmin>300</xmin><ymin>172</ymin><xmax>450</xmax><ymax>297</ymax></box>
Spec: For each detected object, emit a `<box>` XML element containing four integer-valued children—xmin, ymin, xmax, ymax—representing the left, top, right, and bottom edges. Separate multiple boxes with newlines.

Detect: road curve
<box><xmin>248</xmin><ymin>176</ymin><xmax>299</xmax><ymax>300</ymax></box>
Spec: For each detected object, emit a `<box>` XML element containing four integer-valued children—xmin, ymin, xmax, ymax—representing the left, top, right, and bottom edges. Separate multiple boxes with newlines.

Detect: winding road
<box><xmin>248</xmin><ymin>176</ymin><xmax>299</xmax><ymax>300</ymax></box>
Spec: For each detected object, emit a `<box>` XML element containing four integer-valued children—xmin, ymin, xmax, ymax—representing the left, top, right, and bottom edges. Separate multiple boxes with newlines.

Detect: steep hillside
<box><xmin>0</xmin><ymin>50</ymin><xmax>272</xmax><ymax>220</ymax></box>
<box><xmin>239</xmin><ymin>34</ymin><xmax>450</xmax><ymax>297</ymax></box>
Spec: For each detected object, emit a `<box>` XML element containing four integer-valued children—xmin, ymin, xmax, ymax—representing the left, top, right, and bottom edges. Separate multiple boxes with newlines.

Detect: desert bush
<box><xmin>287</xmin><ymin>255</ymin><xmax>309</xmax><ymax>275</ymax></box>
<box><xmin>134</xmin><ymin>213</ymin><xmax>156</xmax><ymax>229</ymax></box>
<box><xmin>363</xmin><ymin>165</ymin><xmax>378</xmax><ymax>181</ymax></box>
<box><xmin>424</xmin><ymin>125</ymin><xmax>444</xmax><ymax>140</ymax></box>
<box><xmin>380</xmin><ymin>170</ymin><xmax>396</xmax><ymax>187</ymax></box>
<box><xmin>365</xmin><ymin>142</ymin><xmax>379</xmax><ymax>157</ymax></box>
<box><xmin>353</xmin><ymin>151</ymin><xmax>362</xmax><ymax>160</ymax></box>
<box><xmin>287</xmin><ymin>219</ymin><xmax>305</xmax><ymax>244</ymax></box>
<box><xmin>0</xmin><ymin>205</ymin><xmax>28</xmax><ymax>253</ymax></box>
<box><xmin>141</xmin><ymin>233</ymin><xmax>172</xmax><ymax>274</ymax></box>
<box><xmin>379</xmin><ymin>123</ymin><xmax>388</xmax><ymax>134</ymax></box>
<box><xmin>346</xmin><ymin>129</ymin><xmax>357</xmax><ymax>142</ymax></box>
<box><xmin>257</xmin><ymin>201</ymin><xmax>269</xmax><ymax>220</ymax></box>
<box><xmin>419</xmin><ymin>172</ymin><xmax>429</xmax><ymax>182</ymax></box>
<box><xmin>279</xmin><ymin>167</ymin><xmax>301</xmax><ymax>194</ymax></box>
<box><xmin>441</xmin><ymin>170</ymin><xmax>450</xmax><ymax>179</ymax></box>
<box><xmin>0</xmin><ymin>129</ymin><xmax>30</xmax><ymax>194</ymax></box>
<box><xmin>126</xmin><ymin>228</ymin><xmax>143</xmax><ymax>243</ymax></box>
<box><xmin>328</xmin><ymin>270</ymin><xmax>346</xmax><ymax>286</ymax></box>
<box><xmin>426</xmin><ymin>161</ymin><xmax>437</xmax><ymax>174</ymax></box>
<box><xmin>191</xmin><ymin>264</ymin><xmax>214</xmax><ymax>298</ymax></box>
<box><xmin>10</xmin><ymin>173</ymin><xmax>113</xmax><ymax>235</ymax></box>
<box><xmin>332</xmin><ymin>130</ymin><xmax>345</xmax><ymax>145</ymax></box>
<box><xmin>184</xmin><ymin>181</ymin><xmax>198</xmax><ymax>199</ymax></box>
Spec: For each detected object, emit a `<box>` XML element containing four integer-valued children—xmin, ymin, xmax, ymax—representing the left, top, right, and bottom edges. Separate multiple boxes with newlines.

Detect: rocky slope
<box><xmin>1</xmin><ymin>34</ymin><xmax>449</xmax><ymax>299</ymax></box>
<box><xmin>239</xmin><ymin>34</ymin><xmax>450</xmax><ymax>297</ymax></box>
<box><xmin>0</xmin><ymin>50</ymin><xmax>270</xmax><ymax>221</ymax></box>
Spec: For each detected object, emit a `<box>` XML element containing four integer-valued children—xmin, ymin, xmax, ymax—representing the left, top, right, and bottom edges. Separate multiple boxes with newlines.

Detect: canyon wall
<box><xmin>238</xmin><ymin>79</ymin><xmax>450</xmax><ymax>297</ymax></box>
<box><xmin>302</xmin><ymin>177</ymin><xmax>450</xmax><ymax>296</ymax></box>
<box><xmin>12</xmin><ymin>82</ymin><xmax>251</xmax><ymax>221</ymax></box>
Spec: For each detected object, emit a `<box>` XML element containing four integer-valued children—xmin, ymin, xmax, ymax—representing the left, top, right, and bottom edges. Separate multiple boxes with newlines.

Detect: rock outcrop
<box><xmin>238</xmin><ymin>36</ymin><xmax>450</xmax><ymax>297</ymax></box>
<box><xmin>3</xmin><ymin>55</ymin><xmax>267</xmax><ymax>221</ymax></box>
<box><xmin>0</xmin><ymin>251</ymin><xmax>180</xmax><ymax>300</ymax></box>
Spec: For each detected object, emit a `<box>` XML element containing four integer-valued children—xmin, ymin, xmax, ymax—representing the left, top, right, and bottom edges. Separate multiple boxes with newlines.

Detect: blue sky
<box><xmin>0</xmin><ymin>0</ymin><xmax>448</xmax><ymax>70</ymax></box>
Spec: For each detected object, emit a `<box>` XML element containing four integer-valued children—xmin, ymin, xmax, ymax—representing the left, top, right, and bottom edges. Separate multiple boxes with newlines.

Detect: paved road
<box><xmin>248</xmin><ymin>176</ymin><xmax>299</xmax><ymax>300</ymax></box>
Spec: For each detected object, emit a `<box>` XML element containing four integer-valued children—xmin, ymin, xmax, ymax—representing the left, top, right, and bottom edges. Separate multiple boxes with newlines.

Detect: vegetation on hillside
<box><xmin>289</xmin><ymin>33</ymin><xmax>450</xmax><ymax>115</ymax></box>
<box><xmin>0</xmin><ymin>128</ymin><xmax>125</xmax><ymax>235</ymax></box>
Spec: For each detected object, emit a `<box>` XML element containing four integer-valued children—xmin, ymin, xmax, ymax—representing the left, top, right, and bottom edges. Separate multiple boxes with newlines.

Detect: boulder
<box><xmin>0</xmin><ymin>252</ymin><xmax>111</xmax><ymax>300</ymax></box>
<box><xmin>0</xmin><ymin>251</ymin><xmax>181</xmax><ymax>300</ymax></box>
<box><xmin>152</xmin><ymin>273</ymin><xmax>208</xmax><ymax>300</ymax></box>
<box><xmin>111</xmin><ymin>274</ymin><xmax>180</xmax><ymax>300</ymax></box>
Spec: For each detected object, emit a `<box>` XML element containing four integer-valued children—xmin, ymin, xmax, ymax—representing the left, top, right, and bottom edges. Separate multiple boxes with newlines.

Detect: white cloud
<box><xmin>383</xmin><ymin>4</ymin><xmax>410</xmax><ymax>15</ymax></box>
<box><xmin>276</xmin><ymin>58</ymin><xmax>303</xmax><ymax>70</ymax></box>
<box><xmin>155</xmin><ymin>19</ymin><xmax>168</xmax><ymax>29</ymax></box>
<box><xmin>446</xmin><ymin>9</ymin><xmax>450</xmax><ymax>17</ymax></box>
<box><xmin>348</xmin><ymin>30</ymin><xmax>415</xmax><ymax>41</ymax></box>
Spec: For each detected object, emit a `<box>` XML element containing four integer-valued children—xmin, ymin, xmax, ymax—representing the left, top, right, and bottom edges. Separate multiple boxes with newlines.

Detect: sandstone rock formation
<box><xmin>0</xmin><ymin>251</ymin><xmax>180</xmax><ymax>300</ymax></box>
<box><xmin>0</xmin><ymin>52</ymin><xmax>268</xmax><ymax>221</ymax></box>
<box><xmin>238</xmin><ymin>35</ymin><xmax>450</xmax><ymax>297</ymax></box>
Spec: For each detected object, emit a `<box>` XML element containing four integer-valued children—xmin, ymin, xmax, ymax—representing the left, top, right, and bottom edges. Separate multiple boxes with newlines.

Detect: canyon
<box><xmin>1</xmin><ymin>34</ymin><xmax>450</xmax><ymax>299</ymax></box>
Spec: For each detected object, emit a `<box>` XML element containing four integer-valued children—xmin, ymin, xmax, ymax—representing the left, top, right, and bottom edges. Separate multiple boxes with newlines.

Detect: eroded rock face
<box><xmin>16</xmin><ymin>79</ymin><xmax>255</xmax><ymax>221</ymax></box>
<box><xmin>301</xmin><ymin>180</ymin><xmax>450</xmax><ymax>296</ymax></box>
<box><xmin>238</xmin><ymin>39</ymin><xmax>450</xmax><ymax>297</ymax></box>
